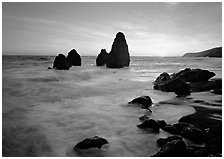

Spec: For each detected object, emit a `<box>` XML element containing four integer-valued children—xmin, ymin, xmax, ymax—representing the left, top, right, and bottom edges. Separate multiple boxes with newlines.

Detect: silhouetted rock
<box><xmin>157</xmin><ymin>120</ymin><xmax>167</xmax><ymax>129</ymax></box>
<box><xmin>171</xmin><ymin>68</ymin><xmax>215</xmax><ymax>82</ymax></box>
<box><xmin>137</xmin><ymin>119</ymin><xmax>160</xmax><ymax>132</ymax></box>
<box><xmin>128</xmin><ymin>96</ymin><xmax>153</xmax><ymax>109</ymax></box>
<box><xmin>74</xmin><ymin>136</ymin><xmax>108</xmax><ymax>149</ymax></box>
<box><xmin>47</xmin><ymin>67</ymin><xmax>52</xmax><ymax>69</ymax></box>
<box><xmin>154</xmin><ymin>72</ymin><xmax>171</xmax><ymax>85</ymax></box>
<box><xmin>180</xmin><ymin>126</ymin><xmax>205</xmax><ymax>143</ymax></box>
<box><xmin>106</xmin><ymin>32</ymin><xmax>130</xmax><ymax>68</ymax></box>
<box><xmin>67</xmin><ymin>49</ymin><xmax>82</xmax><ymax>66</ymax></box>
<box><xmin>152</xmin><ymin>139</ymin><xmax>187</xmax><ymax>157</ymax></box>
<box><xmin>183</xmin><ymin>47</ymin><xmax>222</xmax><ymax>58</ymax></box>
<box><xmin>157</xmin><ymin>135</ymin><xmax>183</xmax><ymax>147</ymax></box>
<box><xmin>96</xmin><ymin>49</ymin><xmax>108</xmax><ymax>66</ymax></box>
<box><xmin>172</xmin><ymin>122</ymin><xmax>192</xmax><ymax>133</ymax></box>
<box><xmin>162</xmin><ymin>125</ymin><xmax>179</xmax><ymax>135</ymax></box>
<box><xmin>154</xmin><ymin>77</ymin><xmax>190</xmax><ymax>96</ymax></box>
<box><xmin>53</xmin><ymin>54</ymin><xmax>70</xmax><ymax>70</ymax></box>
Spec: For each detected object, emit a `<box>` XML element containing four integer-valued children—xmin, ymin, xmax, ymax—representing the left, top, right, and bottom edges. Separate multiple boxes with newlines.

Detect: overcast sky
<box><xmin>2</xmin><ymin>2</ymin><xmax>222</xmax><ymax>56</ymax></box>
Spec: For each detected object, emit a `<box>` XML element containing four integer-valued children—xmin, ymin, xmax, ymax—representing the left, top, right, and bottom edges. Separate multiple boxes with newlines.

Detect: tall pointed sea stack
<box><xmin>106</xmin><ymin>32</ymin><xmax>130</xmax><ymax>68</ymax></box>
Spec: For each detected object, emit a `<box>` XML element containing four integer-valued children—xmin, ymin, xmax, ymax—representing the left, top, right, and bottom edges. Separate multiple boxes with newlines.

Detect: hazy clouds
<box><xmin>2</xmin><ymin>2</ymin><xmax>222</xmax><ymax>56</ymax></box>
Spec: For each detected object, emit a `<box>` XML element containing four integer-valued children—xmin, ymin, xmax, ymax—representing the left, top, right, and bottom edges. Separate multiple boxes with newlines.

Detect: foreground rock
<box><xmin>171</xmin><ymin>68</ymin><xmax>215</xmax><ymax>82</ymax></box>
<box><xmin>96</xmin><ymin>49</ymin><xmax>108</xmax><ymax>66</ymax></box>
<box><xmin>67</xmin><ymin>49</ymin><xmax>82</xmax><ymax>66</ymax></box>
<box><xmin>152</xmin><ymin>138</ymin><xmax>187</xmax><ymax>157</ymax></box>
<box><xmin>74</xmin><ymin>136</ymin><xmax>108</xmax><ymax>149</ymax></box>
<box><xmin>128</xmin><ymin>96</ymin><xmax>153</xmax><ymax>109</ymax></box>
<box><xmin>53</xmin><ymin>54</ymin><xmax>70</xmax><ymax>70</ymax></box>
<box><xmin>180</xmin><ymin>126</ymin><xmax>205</xmax><ymax>143</ymax></box>
<box><xmin>154</xmin><ymin>76</ymin><xmax>190</xmax><ymax>96</ymax></box>
<box><xmin>137</xmin><ymin>119</ymin><xmax>160</xmax><ymax>132</ymax></box>
<box><xmin>106</xmin><ymin>32</ymin><xmax>130</xmax><ymax>68</ymax></box>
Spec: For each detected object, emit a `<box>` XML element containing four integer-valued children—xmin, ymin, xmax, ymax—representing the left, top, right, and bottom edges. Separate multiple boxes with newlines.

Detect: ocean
<box><xmin>2</xmin><ymin>55</ymin><xmax>222</xmax><ymax>157</ymax></box>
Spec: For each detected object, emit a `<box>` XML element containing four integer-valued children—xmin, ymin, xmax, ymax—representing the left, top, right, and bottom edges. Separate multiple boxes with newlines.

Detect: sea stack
<box><xmin>106</xmin><ymin>32</ymin><xmax>130</xmax><ymax>68</ymax></box>
<box><xmin>96</xmin><ymin>49</ymin><xmax>108</xmax><ymax>66</ymax></box>
<box><xmin>53</xmin><ymin>54</ymin><xmax>70</xmax><ymax>70</ymax></box>
<box><xmin>67</xmin><ymin>49</ymin><xmax>82</xmax><ymax>66</ymax></box>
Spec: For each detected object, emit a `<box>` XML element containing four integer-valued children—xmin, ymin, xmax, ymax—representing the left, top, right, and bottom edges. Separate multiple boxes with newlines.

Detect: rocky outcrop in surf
<box><xmin>96</xmin><ymin>49</ymin><xmax>108</xmax><ymax>66</ymax></box>
<box><xmin>106</xmin><ymin>32</ymin><xmax>130</xmax><ymax>68</ymax></box>
<box><xmin>128</xmin><ymin>96</ymin><xmax>153</xmax><ymax>109</ymax></box>
<box><xmin>153</xmin><ymin>68</ymin><xmax>217</xmax><ymax>95</ymax></box>
<box><xmin>53</xmin><ymin>49</ymin><xmax>82</xmax><ymax>70</ymax></box>
<box><xmin>74</xmin><ymin>136</ymin><xmax>108</xmax><ymax>149</ymax></box>
<box><xmin>53</xmin><ymin>54</ymin><xmax>70</xmax><ymax>70</ymax></box>
<box><xmin>67</xmin><ymin>49</ymin><xmax>82</xmax><ymax>66</ymax></box>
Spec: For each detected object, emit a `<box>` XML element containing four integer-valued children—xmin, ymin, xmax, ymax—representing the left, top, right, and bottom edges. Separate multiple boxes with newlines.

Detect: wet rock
<box><xmin>171</xmin><ymin>68</ymin><xmax>215</xmax><ymax>82</ymax></box>
<box><xmin>156</xmin><ymin>120</ymin><xmax>167</xmax><ymax>129</ymax></box>
<box><xmin>96</xmin><ymin>49</ymin><xmax>108</xmax><ymax>66</ymax></box>
<box><xmin>47</xmin><ymin>67</ymin><xmax>52</xmax><ymax>69</ymax></box>
<box><xmin>154</xmin><ymin>77</ymin><xmax>190</xmax><ymax>96</ymax></box>
<box><xmin>106</xmin><ymin>32</ymin><xmax>130</xmax><ymax>68</ymax></box>
<box><xmin>128</xmin><ymin>96</ymin><xmax>153</xmax><ymax>109</ymax></box>
<box><xmin>137</xmin><ymin>119</ymin><xmax>160</xmax><ymax>132</ymax></box>
<box><xmin>74</xmin><ymin>136</ymin><xmax>108</xmax><ymax>149</ymax></box>
<box><xmin>53</xmin><ymin>54</ymin><xmax>70</xmax><ymax>70</ymax></box>
<box><xmin>180</xmin><ymin>126</ymin><xmax>205</xmax><ymax>143</ymax></box>
<box><xmin>189</xmin><ymin>78</ymin><xmax>221</xmax><ymax>92</ymax></box>
<box><xmin>152</xmin><ymin>139</ymin><xmax>187</xmax><ymax>157</ymax></box>
<box><xmin>154</xmin><ymin>72</ymin><xmax>171</xmax><ymax>85</ymax></box>
<box><xmin>67</xmin><ymin>49</ymin><xmax>82</xmax><ymax>66</ymax></box>
<box><xmin>162</xmin><ymin>125</ymin><xmax>179</xmax><ymax>135</ymax></box>
<box><xmin>157</xmin><ymin>135</ymin><xmax>183</xmax><ymax>147</ymax></box>
<box><xmin>172</xmin><ymin>122</ymin><xmax>192</xmax><ymax>133</ymax></box>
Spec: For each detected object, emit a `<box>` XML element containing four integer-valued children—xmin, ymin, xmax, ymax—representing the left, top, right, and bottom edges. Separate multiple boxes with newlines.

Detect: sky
<box><xmin>2</xmin><ymin>2</ymin><xmax>222</xmax><ymax>56</ymax></box>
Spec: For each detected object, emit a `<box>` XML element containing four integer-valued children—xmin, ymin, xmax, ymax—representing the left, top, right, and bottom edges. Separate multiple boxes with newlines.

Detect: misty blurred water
<box><xmin>2</xmin><ymin>55</ymin><xmax>221</xmax><ymax>156</ymax></box>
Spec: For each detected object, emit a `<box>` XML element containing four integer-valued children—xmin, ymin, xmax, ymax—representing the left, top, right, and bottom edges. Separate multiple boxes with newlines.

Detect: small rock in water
<box><xmin>162</xmin><ymin>125</ymin><xmax>179</xmax><ymax>135</ymax></box>
<box><xmin>139</xmin><ymin>115</ymin><xmax>150</xmax><ymax>122</ymax></box>
<box><xmin>128</xmin><ymin>96</ymin><xmax>153</xmax><ymax>109</ymax></box>
<box><xmin>137</xmin><ymin>119</ymin><xmax>160</xmax><ymax>132</ymax></box>
<box><xmin>156</xmin><ymin>120</ymin><xmax>167</xmax><ymax>129</ymax></box>
<box><xmin>180</xmin><ymin>126</ymin><xmax>205</xmax><ymax>143</ymax></box>
<box><xmin>53</xmin><ymin>54</ymin><xmax>70</xmax><ymax>70</ymax></box>
<box><xmin>47</xmin><ymin>67</ymin><xmax>52</xmax><ymax>69</ymax></box>
<box><xmin>67</xmin><ymin>49</ymin><xmax>82</xmax><ymax>66</ymax></box>
<box><xmin>96</xmin><ymin>49</ymin><xmax>108</xmax><ymax>66</ymax></box>
<box><xmin>74</xmin><ymin>136</ymin><xmax>108</xmax><ymax>150</ymax></box>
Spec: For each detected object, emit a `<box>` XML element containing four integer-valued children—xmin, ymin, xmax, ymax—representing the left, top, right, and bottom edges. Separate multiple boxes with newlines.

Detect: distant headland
<box><xmin>183</xmin><ymin>47</ymin><xmax>222</xmax><ymax>58</ymax></box>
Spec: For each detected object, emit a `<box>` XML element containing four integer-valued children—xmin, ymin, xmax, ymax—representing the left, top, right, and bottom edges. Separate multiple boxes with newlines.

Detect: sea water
<box><xmin>2</xmin><ymin>56</ymin><xmax>222</xmax><ymax>156</ymax></box>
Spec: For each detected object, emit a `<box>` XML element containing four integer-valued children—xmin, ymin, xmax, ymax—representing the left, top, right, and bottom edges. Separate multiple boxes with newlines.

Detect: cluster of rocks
<box><xmin>96</xmin><ymin>32</ymin><xmax>130</xmax><ymax>68</ymax></box>
<box><xmin>51</xmin><ymin>32</ymin><xmax>130</xmax><ymax>70</ymax></box>
<box><xmin>153</xmin><ymin>68</ymin><xmax>221</xmax><ymax>96</ymax></box>
<box><xmin>52</xmin><ymin>49</ymin><xmax>82</xmax><ymax>70</ymax></box>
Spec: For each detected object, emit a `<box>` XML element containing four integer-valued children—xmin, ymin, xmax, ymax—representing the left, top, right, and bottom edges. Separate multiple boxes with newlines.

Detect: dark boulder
<box><xmin>154</xmin><ymin>72</ymin><xmax>171</xmax><ymax>85</ymax></box>
<box><xmin>162</xmin><ymin>125</ymin><xmax>179</xmax><ymax>135</ymax></box>
<box><xmin>74</xmin><ymin>136</ymin><xmax>108</xmax><ymax>149</ymax></box>
<box><xmin>128</xmin><ymin>96</ymin><xmax>153</xmax><ymax>109</ymax></box>
<box><xmin>53</xmin><ymin>54</ymin><xmax>70</xmax><ymax>70</ymax></box>
<box><xmin>154</xmin><ymin>77</ymin><xmax>190</xmax><ymax>96</ymax></box>
<box><xmin>180</xmin><ymin>126</ymin><xmax>205</xmax><ymax>143</ymax></box>
<box><xmin>189</xmin><ymin>78</ymin><xmax>221</xmax><ymax>92</ymax></box>
<box><xmin>156</xmin><ymin>120</ymin><xmax>167</xmax><ymax>129</ymax></box>
<box><xmin>67</xmin><ymin>49</ymin><xmax>82</xmax><ymax>66</ymax></box>
<box><xmin>157</xmin><ymin>135</ymin><xmax>183</xmax><ymax>147</ymax></box>
<box><xmin>171</xmin><ymin>68</ymin><xmax>215</xmax><ymax>82</ymax></box>
<box><xmin>106</xmin><ymin>32</ymin><xmax>130</xmax><ymax>68</ymax></box>
<box><xmin>96</xmin><ymin>49</ymin><xmax>108</xmax><ymax>66</ymax></box>
<box><xmin>137</xmin><ymin>119</ymin><xmax>160</xmax><ymax>132</ymax></box>
<box><xmin>48</xmin><ymin>67</ymin><xmax>52</xmax><ymax>69</ymax></box>
<box><xmin>172</xmin><ymin>122</ymin><xmax>192</xmax><ymax>133</ymax></box>
<box><xmin>152</xmin><ymin>139</ymin><xmax>187</xmax><ymax>157</ymax></box>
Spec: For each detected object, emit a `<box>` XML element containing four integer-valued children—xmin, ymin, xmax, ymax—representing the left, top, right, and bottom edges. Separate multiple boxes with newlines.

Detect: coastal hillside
<box><xmin>183</xmin><ymin>47</ymin><xmax>222</xmax><ymax>58</ymax></box>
